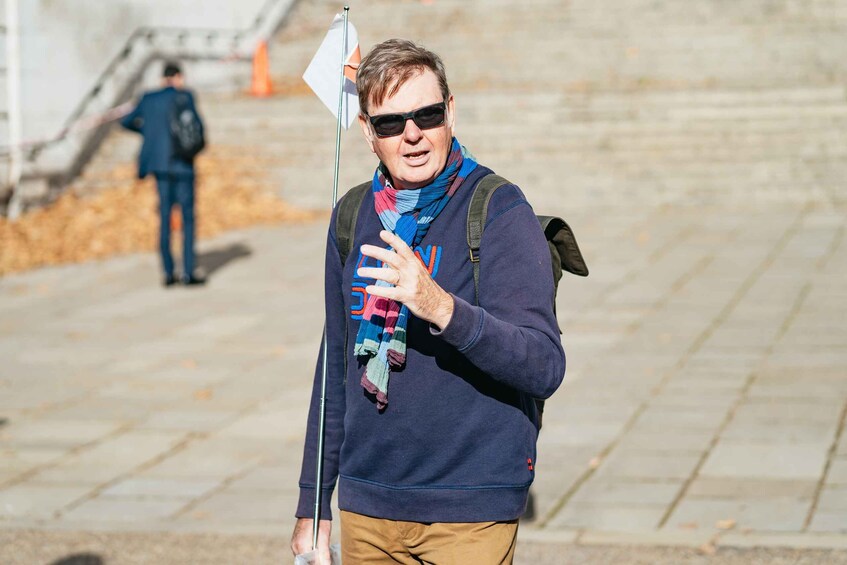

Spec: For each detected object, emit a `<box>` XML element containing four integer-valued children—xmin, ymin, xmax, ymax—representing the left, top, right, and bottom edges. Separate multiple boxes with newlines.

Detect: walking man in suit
<box><xmin>121</xmin><ymin>61</ymin><xmax>206</xmax><ymax>286</ymax></box>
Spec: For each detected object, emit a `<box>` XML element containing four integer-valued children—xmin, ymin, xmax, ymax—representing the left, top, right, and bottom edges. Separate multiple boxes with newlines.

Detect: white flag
<box><xmin>303</xmin><ymin>14</ymin><xmax>361</xmax><ymax>129</ymax></box>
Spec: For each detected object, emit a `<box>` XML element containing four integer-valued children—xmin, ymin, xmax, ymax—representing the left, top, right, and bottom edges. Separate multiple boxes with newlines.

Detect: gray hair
<box><xmin>356</xmin><ymin>39</ymin><xmax>450</xmax><ymax>115</ymax></box>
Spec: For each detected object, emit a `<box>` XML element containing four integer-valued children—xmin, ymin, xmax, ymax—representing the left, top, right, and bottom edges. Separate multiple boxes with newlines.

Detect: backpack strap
<box><xmin>335</xmin><ymin>181</ymin><xmax>371</xmax><ymax>266</ymax></box>
<box><xmin>467</xmin><ymin>174</ymin><xmax>590</xmax><ymax>307</ymax></box>
<box><xmin>467</xmin><ymin>174</ymin><xmax>510</xmax><ymax>305</ymax></box>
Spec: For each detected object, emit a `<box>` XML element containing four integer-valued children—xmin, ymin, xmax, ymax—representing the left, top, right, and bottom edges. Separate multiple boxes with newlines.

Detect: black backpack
<box><xmin>335</xmin><ymin>173</ymin><xmax>589</xmax><ymax>426</ymax></box>
<box><xmin>170</xmin><ymin>92</ymin><xmax>205</xmax><ymax>161</ymax></box>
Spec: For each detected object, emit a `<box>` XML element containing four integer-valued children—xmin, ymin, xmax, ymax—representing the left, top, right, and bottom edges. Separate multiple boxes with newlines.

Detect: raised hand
<box><xmin>358</xmin><ymin>230</ymin><xmax>455</xmax><ymax>330</ymax></box>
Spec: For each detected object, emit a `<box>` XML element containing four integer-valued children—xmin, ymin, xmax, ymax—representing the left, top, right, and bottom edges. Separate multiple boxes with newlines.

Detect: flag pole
<box><xmin>313</xmin><ymin>4</ymin><xmax>350</xmax><ymax>552</ymax></box>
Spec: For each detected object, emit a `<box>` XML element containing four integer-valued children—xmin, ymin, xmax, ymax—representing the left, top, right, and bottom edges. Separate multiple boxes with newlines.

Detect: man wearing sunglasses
<box><xmin>292</xmin><ymin>39</ymin><xmax>565</xmax><ymax>564</ymax></box>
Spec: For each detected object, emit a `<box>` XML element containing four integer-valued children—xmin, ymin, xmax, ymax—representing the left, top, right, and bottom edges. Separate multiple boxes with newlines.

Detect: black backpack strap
<box><xmin>335</xmin><ymin>181</ymin><xmax>371</xmax><ymax>266</ymax></box>
<box><xmin>467</xmin><ymin>174</ymin><xmax>510</xmax><ymax>305</ymax></box>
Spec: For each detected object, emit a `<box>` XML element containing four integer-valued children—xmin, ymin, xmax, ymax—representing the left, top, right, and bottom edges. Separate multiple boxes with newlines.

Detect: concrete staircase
<box><xmin>82</xmin><ymin>0</ymin><xmax>847</xmax><ymax>211</ymax></box>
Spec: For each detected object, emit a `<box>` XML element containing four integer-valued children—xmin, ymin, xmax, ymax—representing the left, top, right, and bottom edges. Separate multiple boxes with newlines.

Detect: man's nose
<box><xmin>402</xmin><ymin>117</ymin><xmax>423</xmax><ymax>142</ymax></box>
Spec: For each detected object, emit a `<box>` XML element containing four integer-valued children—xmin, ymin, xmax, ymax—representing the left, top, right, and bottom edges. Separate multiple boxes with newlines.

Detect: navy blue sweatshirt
<box><xmin>296</xmin><ymin>165</ymin><xmax>566</xmax><ymax>523</ymax></box>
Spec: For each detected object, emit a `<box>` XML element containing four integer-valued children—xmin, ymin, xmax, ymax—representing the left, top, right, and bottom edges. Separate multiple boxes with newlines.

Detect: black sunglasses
<box><xmin>366</xmin><ymin>101</ymin><xmax>447</xmax><ymax>138</ymax></box>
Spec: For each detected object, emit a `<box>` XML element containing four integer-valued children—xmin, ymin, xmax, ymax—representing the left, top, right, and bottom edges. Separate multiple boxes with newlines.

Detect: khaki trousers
<box><xmin>340</xmin><ymin>510</ymin><xmax>518</xmax><ymax>565</ymax></box>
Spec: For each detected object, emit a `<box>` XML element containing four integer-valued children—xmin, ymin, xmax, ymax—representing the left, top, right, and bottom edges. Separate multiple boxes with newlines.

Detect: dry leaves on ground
<box><xmin>0</xmin><ymin>145</ymin><xmax>324</xmax><ymax>276</ymax></box>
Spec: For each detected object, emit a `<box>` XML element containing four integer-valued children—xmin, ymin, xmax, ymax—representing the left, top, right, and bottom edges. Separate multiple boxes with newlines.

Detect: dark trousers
<box><xmin>155</xmin><ymin>173</ymin><xmax>195</xmax><ymax>278</ymax></box>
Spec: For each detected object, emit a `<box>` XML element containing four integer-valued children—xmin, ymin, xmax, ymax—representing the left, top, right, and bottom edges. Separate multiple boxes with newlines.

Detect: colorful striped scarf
<box><xmin>355</xmin><ymin>137</ymin><xmax>478</xmax><ymax>410</ymax></box>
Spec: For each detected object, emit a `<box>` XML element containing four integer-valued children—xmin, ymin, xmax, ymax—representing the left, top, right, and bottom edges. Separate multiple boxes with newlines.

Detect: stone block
<box><xmin>534</xmin><ymin>421</ymin><xmax>624</xmax><ymax>448</ymax></box>
<box><xmin>0</xmin><ymin>485</ymin><xmax>92</xmax><ymax>518</ymax></box>
<box><xmin>547</xmin><ymin>502</ymin><xmax>666</xmax><ymax>532</ymax></box>
<box><xmin>826</xmin><ymin>457</ymin><xmax>847</xmax><ymax>485</ymax></box>
<box><xmin>614</xmin><ymin>429</ymin><xmax>714</xmax><ymax>454</ymax></box>
<box><xmin>569</xmin><ymin>478</ymin><xmax>682</xmax><ymax>506</ymax></box>
<box><xmin>0</xmin><ymin>446</ymin><xmax>69</xmax><ymax>472</ymax></box>
<box><xmin>216</xmin><ymin>411</ymin><xmax>294</xmax><ymax>440</ymax></box>
<box><xmin>183</xmin><ymin>491</ymin><xmax>298</xmax><ymax>523</ymax></box>
<box><xmin>700</xmin><ymin>443</ymin><xmax>829</xmax><ymax>480</ymax></box>
<box><xmin>61</xmin><ymin>496</ymin><xmax>187</xmax><ymax>521</ymax></box>
<box><xmin>137</xmin><ymin>408</ymin><xmax>240</xmax><ymax>432</ymax></box>
<box><xmin>140</xmin><ymin>445</ymin><xmax>263</xmax><ymax>480</ymax></box>
<box><xmin>808</xmin><ymin>511</ymin><xmax>847</xmax><ymax>534</ymax></box>
<box><xmin>102</xmin><ymin>477</ymin><xmax>222</xmax><ymax>499</ymax></box>
<box><xmin>687</xmin><ymin>477</ymin><xmax>817</xmax><ymax>499</ymax></box>
<box><xmin>665</xmin><ymin>497</ymin><xmax>811</xmax><ymax>532</ymax></box>
<box><xmin>817</xmin><ymin>486</ymin><xmax>847</xmax><ymax>511</ymax></box>
<box><xmin>0</xmin><ymin>419</ymin><xmax>124</xmax><ymax>448</ymax></box>
<box><xmin>225</xmin><ymin>464</ymin><xmax>300</xmax><ymax>493</ymax></box>
<box><xmin>719</xmin><ymin>421</ymin><xmax>837</xmax><ymax>448</ymax></box>
<box><xmin>633</xmin><ymin>406</ymin><xmax>729</xmax><ymax>432</ymax></box>
<box><xmin>730</xmin><ymin>401</ymin><xmax>843</xmax><ymax>425</ymax></box>
<box><xmin>594</xmin><ymin>451</ymin><xmax>701</xmax><ymax>481</ymax></box>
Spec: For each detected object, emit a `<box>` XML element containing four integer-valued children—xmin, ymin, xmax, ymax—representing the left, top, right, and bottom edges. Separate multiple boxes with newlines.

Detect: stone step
<box><xmin>73</xmin><ymin>0</ymin><xmax>847</xmax><ymax>209</ymax></box>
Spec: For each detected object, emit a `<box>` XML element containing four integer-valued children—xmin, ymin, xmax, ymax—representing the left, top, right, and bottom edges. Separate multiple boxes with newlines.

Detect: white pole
<box><xmin>313</xmin><ymin>4</ymin><xmax>350</xmax><ymax>552</ymax></box>
<box><xmin>6</xmin><ymin>0</ymin><xmax>24</xmax><ymax>220</ymax></box>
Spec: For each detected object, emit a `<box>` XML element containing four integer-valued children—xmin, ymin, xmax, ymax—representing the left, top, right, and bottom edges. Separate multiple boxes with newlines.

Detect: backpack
<box><xmin>170</xmin><ymin>92</ymin><xmax>205</xmax><ymax>161</ymax></box>
<box><xmin>335</xmin><ymin>173</ymin><xmax>589</xmax><ymax>427</ymax></box>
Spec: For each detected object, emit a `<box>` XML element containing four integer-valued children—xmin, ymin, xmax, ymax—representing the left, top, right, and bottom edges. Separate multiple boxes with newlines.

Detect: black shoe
<box><xmin>163</xmin><ymin>274</ymin><xmax>177</xmax><ymax>287</ymax></box>
<box><xmin>182</xmin><ymin>275</ymin><xmax>206</xmax><ymax>286</ymax></box>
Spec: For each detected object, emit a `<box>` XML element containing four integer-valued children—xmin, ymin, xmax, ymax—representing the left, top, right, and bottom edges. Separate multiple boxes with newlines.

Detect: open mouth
<box><xmin>403</xmin><ymin>150</ymin><xmax>429</xmax><ymax>162</ymax></box>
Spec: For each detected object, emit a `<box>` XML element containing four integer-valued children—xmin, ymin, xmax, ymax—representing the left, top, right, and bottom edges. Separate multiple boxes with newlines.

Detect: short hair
<box><xmin>163</xmin><ymin>62</ymin><xmax>182</xmax><ymax>78</ymax></box>
<box><xmin>356</xmin><ymin>39</ymin><xmax>450</xmax><ymax>115</ymax></box>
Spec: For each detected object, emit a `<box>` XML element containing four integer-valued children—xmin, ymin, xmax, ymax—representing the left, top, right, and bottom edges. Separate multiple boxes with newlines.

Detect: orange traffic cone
<box><xmin>251</xmin><ymin>41</ymin><xmax>273</xmax><ymax>97</ymax></box>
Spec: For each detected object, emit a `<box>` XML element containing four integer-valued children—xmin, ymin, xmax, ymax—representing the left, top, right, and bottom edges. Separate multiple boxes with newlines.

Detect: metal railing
<box><xmin>4</xmin><ymin>0</ymin><xmax>297</xmax><ymax>213</ymax></box>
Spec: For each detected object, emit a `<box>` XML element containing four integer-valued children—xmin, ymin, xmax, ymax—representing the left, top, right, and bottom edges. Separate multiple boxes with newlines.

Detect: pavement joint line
<box><xmin>17</xmin><ymin>385</ymin><xmax>101</xmax><ymax>420</ymax></box>
<box><xmin>160</xmin><ymin>390</ymin><xmax>293</xmax><ymax>522</ymax></box>
<box><xmin>668</xmin><ymin>254</ymin><xmax>714</xmax><ymax>296</ymax></box>
<box><xmin>775</xmin><ymin>282</ymin><xmax>811</xmax><ymax>341</ymax></box>
<box><xmin>521</xmin><ymin>527</ymin><xmax>847</xmax><ymax>550</ymax></box>
<box><xmin>169</xmin><ymin>455</ymin><xmax>268</xmax><ymax>522</ymax></box>
<box><xmin>817</xmin><ymin>222</ymin><xmax>845</xmax><ymax>271</ymax></box>
<box><xmin>803</xmin><ymin>399</ymin><xmax>847</xmax><ymax>531</ymax></box>
<box><xmin>655</xmin><ymin>371</ymin><xmax>757</xmax><ymax>529</ymax></box>
<box><xmin>533</xmin><ymin>401</ymin><xmax>650</xmax><ymax>528</ymax></box>
<box><xmin>622</xmin><ymin>249</ymin><xmax>717</xmax><ymax>339</ymax></box>
<box><xmin>570</xmin><ymin>211</ymin><xmax>696</xmax><ymax>319</ymax></box>
<box><xmin>0</xmin><ymin>421</ymin><xmax>136</xmax><ymax>492</ymax></box>
<box><xmin>535</xmin><ymin>216</ymin><xmax>743</xmax><ymax>528</ymax></box>
<box><xmin>56</xmin><ymin>430</ymin><xmax>204</xmax><ymax>518</ymax></box>
<box><xmin>657</xmin><ymin>205</ymin><xmax>812</xmax><ymax>528</ymax></box>
<box><xmin>677</xmin><ymin>203</ymin><xmax>808</xmax><ymax>363</ymax></box>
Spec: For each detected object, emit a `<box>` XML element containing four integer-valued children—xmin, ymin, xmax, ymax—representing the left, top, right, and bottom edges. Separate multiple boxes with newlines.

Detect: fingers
<box><xmin>365</xmin><ymin>284</ymin><xmax>399</xmax><ymax>300</ymax></box>
<box><xmin>360</xmin><ymin>244</ymin><xmax>402</xmax><ymax>269</ymax></box>
<box><xmin>378</xmin><ymin>230</ymin><xmax>416</xmax><ymax>260</ymax></box>
<box><xmin>360</xmin><ymin>231</ymin><xmax>419</xmax><ymax>273</ymax></box>
<box><xmin>357</xmin><ymin>267</ymin><xmax>399</xmax><ymax>285</ymax></box>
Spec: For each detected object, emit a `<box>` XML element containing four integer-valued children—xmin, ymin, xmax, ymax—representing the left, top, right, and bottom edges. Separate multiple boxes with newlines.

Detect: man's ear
<box><xmin>358</xmin><ymin>113</ymin><xmax>376</xmax><ymax>153</ymax></box>
<box><xmin>446</xmin><ymin>94</ymin><xmax>456</xmax><ymax>133</ymax></box>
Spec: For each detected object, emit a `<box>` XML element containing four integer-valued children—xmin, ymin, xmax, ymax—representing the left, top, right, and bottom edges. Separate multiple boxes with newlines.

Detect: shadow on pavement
<box><xmin>196</xmin><ymin>242</ymin><xmax>252</xmax><ymax>278</ymax></box>
<box><xmin>49</xmin><ymin>554</ymin><xmax>103</xmax><ymax>565</ymax></box>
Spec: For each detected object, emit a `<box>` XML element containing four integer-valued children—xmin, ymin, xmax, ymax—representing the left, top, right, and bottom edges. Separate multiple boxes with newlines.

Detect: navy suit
<box><xmin>121</xmin><ymin>86</ymin><xmax>204</xmax><ymax>279</ymax></box>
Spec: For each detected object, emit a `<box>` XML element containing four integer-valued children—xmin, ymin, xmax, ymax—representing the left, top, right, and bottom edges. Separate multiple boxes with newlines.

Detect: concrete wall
<box><xmin>3</xmin><ymin>0</ymin><xmax>268</xmax><ymax>146</ymax></box>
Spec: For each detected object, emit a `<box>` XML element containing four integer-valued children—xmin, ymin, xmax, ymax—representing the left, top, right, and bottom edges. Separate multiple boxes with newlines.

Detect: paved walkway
<box><xmin>4</xmin><ymin>0</ymin><xmax>847</xmax><ymax>561</ymax></box>
<box><xmin>1</xmin><ymin>200</ymin><xmax>846</xmax><ymax>563</ymax></box>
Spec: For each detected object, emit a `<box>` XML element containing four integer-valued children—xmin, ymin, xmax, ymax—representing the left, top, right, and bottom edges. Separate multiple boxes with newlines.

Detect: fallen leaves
<box><xmin>715</xmin><ymin>518</ymin><xmax>736</xmax><ymax>530</ymax></box>
<box><xmin>193</xmin><ymin>388</ymin><xmax>214</xmax><ymax>401</ymax></box>
<box><xmin>698</xmin><ymin>542</ymin><xmax>717</xmax><ymax>556</ymax></box>
<box><xmin>0</xmin><ymin>143</ymin><xmax>324</xmax><ymax>276</ymax></box>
